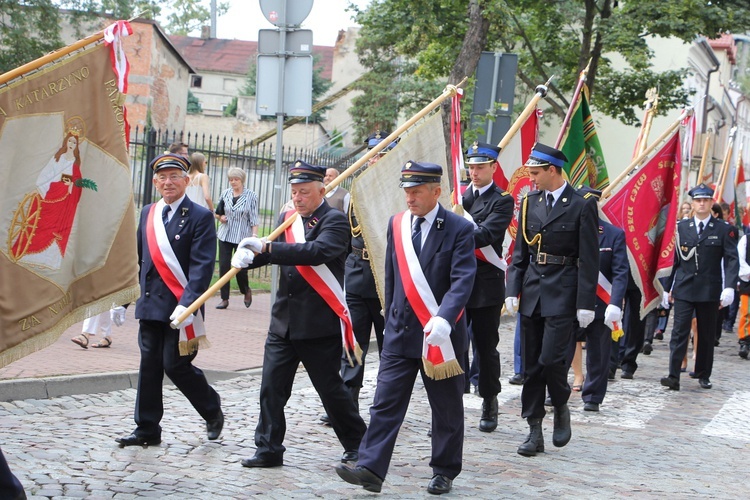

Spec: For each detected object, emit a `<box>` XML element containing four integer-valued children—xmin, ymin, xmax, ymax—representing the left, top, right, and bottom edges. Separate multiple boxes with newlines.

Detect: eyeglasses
<box><xmin>156</xmin><ymin>174</ymin><xmax>186</xmax><ymax>182</ymax></box>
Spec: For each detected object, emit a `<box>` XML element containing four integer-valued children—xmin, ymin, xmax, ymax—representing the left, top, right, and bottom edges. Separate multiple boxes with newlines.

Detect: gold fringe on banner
<box><xmin>178</xmin><ymin>334</ymin><xmax>212</xmax><ymax>357</ymax></box>
<box><xmin>0</xmin><ymin>286</ymin><xmax>140</xmax><ymax>370</ymax></box>
<box><xmin>422</xmin><ymin>358</ymin><xmax>464</xmax><ymax>381</ymax></box>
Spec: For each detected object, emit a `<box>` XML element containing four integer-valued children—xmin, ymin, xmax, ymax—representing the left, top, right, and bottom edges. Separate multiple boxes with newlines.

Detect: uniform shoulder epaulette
<box><xmin>583</xmin><ymin>192</ymin><xmax>595</xmax><ymax>199</ymax></box>
<box><xmin>500</xmin><ymin>190</ymin><xmax>511</xmax><ymax>196</ymax></box>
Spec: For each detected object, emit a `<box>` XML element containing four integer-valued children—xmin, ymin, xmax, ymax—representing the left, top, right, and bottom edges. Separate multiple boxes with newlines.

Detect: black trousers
<box><xmin>218</xmin><ymin>239</ymin><xmax>249</xmax><ymax>300</ymax></box>
<box><xmin>520</xmin><ymin>312</ymin><xmax>576</xmax><ymax>418</ymax></box>
<box><xmin>0</xmin><ymin>447</ymin><xmax>24</xmax><ymax>498</ymax></box>
<box><xmin>254</xmin><ymin>331</ymin><xmax>366</xmax><ymax>459</ymax></box>
<box><xmin>135</xmin><ymin>320</ymin><xmax>221</xmax><ymax>437</ymax></box>
<box><xmin>620</xmin><ymin>287</ymin><xmax>647</xmax><ymax>374</ymax></box>
<box><xmin>358</xmin><ymin>349</ymin><xmax>465</xmax><ymax>481</ymax></box>
<box><xmin>340</xmin><ymin>293</ymin><xmax>385</xmax><ymax>390</ymax></box>
<box><xmin>668</xmin><ymin>299</ymin><xmax>719</xmax><ymax>379</ymax></box>
<box><xmin>581</xmin><ymin>319</ymin><xmax>611</xmax><ymax>404</ymax></box>
<box><xmin>466</xmin><ymin>304</ymin><xmax>502</xmax><ymax>399</ymax></box>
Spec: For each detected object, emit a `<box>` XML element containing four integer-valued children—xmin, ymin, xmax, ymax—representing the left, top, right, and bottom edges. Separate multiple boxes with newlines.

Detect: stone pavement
<box><xmin>1</xmin><ymin>302</ymin><xmax>750</xmax><ymax>498</ymax></box>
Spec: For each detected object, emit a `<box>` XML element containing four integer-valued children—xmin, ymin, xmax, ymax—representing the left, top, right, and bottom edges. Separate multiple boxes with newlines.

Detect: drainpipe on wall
<box><xmin>699</xmin><ymin>38</ymin><xmax>721</xmax><ymax>134</ymax></box>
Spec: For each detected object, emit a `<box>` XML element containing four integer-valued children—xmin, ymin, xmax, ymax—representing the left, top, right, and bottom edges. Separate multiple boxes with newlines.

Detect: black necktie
<box><xmin>698</xmin><ymin>221</ymin><xmax>704</xmax><ymax>235</ymax></box>
<box><xmin>162</xmin><ymin>205</ymin><xmax>171</xmax><ymax>226</ymax></box>
<box><xmin>412</xmin><ymin>217</ymin><xmax>425</xmax><ymax>256</ymax></box>
<box><xmin>474</xmin><ymin>189</ymin><xmax>480</xmax><ymax>201</ymax></box>
<box><xmin>546</xmin><ymin>193</ymin><xmax>554</xmax><ymax>215</ymax></box>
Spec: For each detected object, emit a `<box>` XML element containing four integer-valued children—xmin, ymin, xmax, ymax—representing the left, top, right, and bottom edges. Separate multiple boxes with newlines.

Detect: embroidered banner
<box><xmin>0</xmin><ymin>29</ymin><xmax>139</xmax><ymax>368</ymax></box>
<box><xmin>601</xmin><ymin>131</ymin><xmax>682</xmax><ymax>318</ymax></box>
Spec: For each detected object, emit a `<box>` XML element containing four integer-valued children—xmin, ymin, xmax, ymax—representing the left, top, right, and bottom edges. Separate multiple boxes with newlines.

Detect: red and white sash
<box><xmin>392</xmin><ymin>212</ymin><xmax>463</xmax><ymax>380</ymax></box>
<box><xmin>461</xmin><ymin>206</ymin><xmax>507</xmax><ymax>272</ymax></box>
<box><xmin>145</xmin><ymin>201</ymin><xmax>208</xmax><ymax>356</ymax></box>
<box><xmin>284</xmin><ymin>212</ymin><xmax>361</xmax><ymax>366</ymax></box>
<box><xmin>597</xmin><ymin>271</ymin><xmax>623</xmax><ymax>339</ymax></box>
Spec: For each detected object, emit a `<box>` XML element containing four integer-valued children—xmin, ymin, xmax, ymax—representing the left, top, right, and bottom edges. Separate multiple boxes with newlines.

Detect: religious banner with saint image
<box><xmin>0</xmin><ymin>23</ymin><xmax>140</xmax><ymax>368</ymax></box>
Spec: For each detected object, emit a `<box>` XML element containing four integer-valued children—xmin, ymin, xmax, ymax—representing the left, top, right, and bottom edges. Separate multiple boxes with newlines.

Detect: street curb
<box><xmin>0</xmin><ymin>368</ymin><xmax>256</xmax><ymax>403</ymax></box>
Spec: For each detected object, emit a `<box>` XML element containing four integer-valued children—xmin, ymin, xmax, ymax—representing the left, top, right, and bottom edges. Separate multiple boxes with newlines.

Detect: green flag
<box><xmin>560</xmin><ymin>85</ymin><xmax>609</xmax><ymax>189</ymax></box>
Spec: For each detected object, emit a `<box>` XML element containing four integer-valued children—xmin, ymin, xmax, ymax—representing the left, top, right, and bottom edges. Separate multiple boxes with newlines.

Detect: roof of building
<box><xmin>709</xmin><ymin>33</ymin><xmax>737</xmax><ymax>65</ymax></box>
<box><xmin>169</xmin><ymin>35</ymin><xmax>334</xmax><ymax>79</ymax></box>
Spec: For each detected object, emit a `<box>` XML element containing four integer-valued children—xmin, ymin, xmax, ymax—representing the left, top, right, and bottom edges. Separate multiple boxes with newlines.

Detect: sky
<box><xmin>208</xmin><ymin>0</ymin><xmax>370</xmax><ymax>47</ymax></box>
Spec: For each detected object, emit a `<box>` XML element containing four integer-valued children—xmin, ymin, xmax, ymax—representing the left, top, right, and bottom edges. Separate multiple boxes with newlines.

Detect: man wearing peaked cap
<box><xmin>505</xmin><ymin>143</ymin><xmax>599</xmax><ymax>456</ymax></box>
<box><xmin>337</xmin><ymin>160</ymin><xmax>476</xmax><ymax>495</ymax></box>
<box><xmin>660</xmin><ymin>183</ymin><xmax>739</xmax><ymax>391</ymax></box>
<box><xmin>231</xmin><ymin>158</ymin><xmax>366</xmax><ymax>469</ymax></box>
<box><xmin>333</xmin><ymin>131</ymin><xmax>402</xmax><ymax>421</ymax></box>
<box><xmin>115</xmin><ymin>152</ymin><xmax>224</xmax><ymax>447</ymax></box>
<box><xmin>462</xmin><ymin>141</ymin><xmax>513</xmax><ymax>432</ymax></box>
<box><xmin>573</xmin><ymin>186</ymin><xmax>628</xmax><ymax>412</ymax></box>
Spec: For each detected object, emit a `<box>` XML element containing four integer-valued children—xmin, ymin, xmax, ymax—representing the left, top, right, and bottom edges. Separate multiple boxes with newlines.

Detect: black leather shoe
<box><xmin>621</xmin><ymin>371</ymin><xmax>633</xmax><ymax>380</ymax></box>
<box><xmin>509</xmin><ymin>373</ymin><xmax>525</xmax><ymax>385</ymax></box>
<box><xmin>244</xmin><ymin>289</ymin><xmax>253</xmax><ymax>308</ymax></box>
<box><xmin>654</xmin><ymin>331</ymin><xmax>664</xmax><ymax>340</ymax></box>
<box><xmin>739</xmin><ymin>341</ymin><xmax>750</xmax><ymax>359</ymax></box>
<box><xmin>552</xmin><ymin>404</ymin><xmax>571</xmax><ymax>447</ymax></box>
<box><xmin>583</xmin><ymin>402</ymin><xmax>599</xmax><ymax>412</ymax></box>
<box><xmin>115</xmin><ymin>433</ymin><xmax>161</xmax><ymax>448</ymax></box>
<box><xmin>517</xmin><ymin>418</ymin><xmax>544</xmax><ymax>456</ymax></box>
<box><xmin>607</xmin><ymin>369</ymin><xmax>616</xmax><ymax>380</ymax></box>
<box><xmin>688</xmin><ymin>371</ymin><xmax>699</xmax><ymax>379</ymax></box>
<box><xmin>206</xmin><ymin>408</ymin><xmax>224</xmax><ymax>440</ymax></box>
<box><xmin>699</xmin><ymin>378</ymin><xmax>712</xmax><ymax>389</ymax></box>
<box><xmin>335</xmin><ymin>464</ymin><xmax>383</xmax><ymax>493</ymax></box>
<box><xmin>642</xmin><ymin>342</ymin><xmax>653</xmax><ymax>355</ymax></box>
<box><xmin>544</xmin><ymin>396</ymin><xmax>552</xmax><ymax>407</ymax></box>
<box><xmin>240</xmin><ymin>455</ymin><xmax>283</xmax><ymax>468</ymax></box>
<box><xmin>216</xmin><ymin>300</ymin><xmax>229</xmax><ymax>309</ymax></box>
<box><xmin>320</xmin><ymin>414</ymin><xmax>331</xmax><ymax>426</ymax></box>
<box><xmin>479</xmin><ymin>397</ymin><xmax>498</xmax><ymax>433</ymax></box>
<box><xmin>427</xmin><ymin>474</ymin><xmax>453</xmax><ymax>495</ymax></box>
<box><xmin>341</xmin><ymin>450</ymin><xmax>359</xmax><ymax>463</ymax></box>
<box><xmin>660</xmin><ymin>376</ymin><xmax>680</xmax><ymax>391</ymax></box>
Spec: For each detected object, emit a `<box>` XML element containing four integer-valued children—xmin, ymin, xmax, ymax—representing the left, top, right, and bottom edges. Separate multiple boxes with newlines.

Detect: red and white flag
<box><xmin>601</xmin><ymin>130</ymin><xmax>682</xmax><ymax>318</ymax></box>
<box><xmin>496</xmin><ymin>108</ymin><xmax>540</xmax><ymax>263</ymax></box>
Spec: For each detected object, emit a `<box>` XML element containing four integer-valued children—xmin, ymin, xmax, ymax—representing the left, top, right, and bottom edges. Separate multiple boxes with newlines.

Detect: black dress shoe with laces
<box><xmin>688</xmin><ymin>371</ymin><xmax>699</xmax><ymax>379</ymax></box>
<box><xmin>699</xmin><ymin>378</ymin><xmax>712</xmax><ymax>389</ymax></box>
<box><xmin>552</xmin><ymin>404</ymin><xmax>571</xmax><ymax>447</ymax></box>
<box><xmin>335</xmin><ymin>464</ymin><xmax>383</xmax><ymax>493</ymax></box>
<box><xmin>206</xmin><ymin>408</ymin><xmax>224</xmax><ymax>440</ymax></box>
<box><xmin>427</xmin><ymin>474</ymin><xmax>453</xmax><ymax>495</ymax></box>
<box><xmin>115</xmin><ymin>433</ymin><xmax>161</xmax><ymax>448</ymax></box>
<box><xmin>583</xmin><ymin>402</ymin><xmax>600</xmax><ymax>412</ymax></box>
<box><xmin>621</xmin><ymin>371</ymin><xmax>634</xmax><ymax>379</ymax></box>
<box><xmin>509</xmin><ymin>373</ymin><xmax>525</xmax><ymax>385</ymax></box>
<box><xmin>341</xmin><ymin>450</ymin><xmax>359</xmax><ymax>463</ymax></box>
<box><xmin>240</xmin><ymin>455</ymin><xmax>283</xmax><ymax>468</ymax></box>
<box><xmin>660</xmin><ymin>376</ymin><xmax>680</xmax><ymax>391</ymax></box>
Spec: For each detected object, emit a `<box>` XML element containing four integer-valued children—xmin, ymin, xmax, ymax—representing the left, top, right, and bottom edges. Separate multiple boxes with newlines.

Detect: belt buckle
<box><xmin>361</xmin><ymin>247</ymin><xmax>369</xmax><ymax>261</ymax></box>
<box><xmin>537</xmin><ymin>252</ymin><xmax>547</xmax><ymax>265</ymax></box>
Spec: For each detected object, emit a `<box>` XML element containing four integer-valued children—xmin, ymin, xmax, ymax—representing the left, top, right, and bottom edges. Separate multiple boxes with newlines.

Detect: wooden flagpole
<box><xmin>714</xmin><ymin>127</ymin><xmax>737</xmax><ymax>202</ymax></box>
<box><xmin>637</xmin><ymin>89</ymin><xmax>659</xmax><ymax>156</ymax></box>
<box><xmin>695</xmin><ymin>133</ymin><xmax>713</xmax><ymax>185</ymax></box>
<box><xmin>496</xmin><ymin>77</ymin><xmax>552</xmax><ymax>151</ymax></box>
<box><xmin>601</xmin><ymin>110</ymin><xmax>689</xmax><ymax>199</ymax></box>
<box><xmin>173</xmin><ymin>78</ymin><xmax>468</xmax><ymax>327</ymax></box>
<box><xmin>554</xmin><ymin>59</ymin><xmax>591</xmax><ymax>149</ymax></box>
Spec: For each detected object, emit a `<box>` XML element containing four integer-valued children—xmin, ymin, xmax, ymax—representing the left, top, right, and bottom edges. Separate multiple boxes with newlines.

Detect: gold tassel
<box><xmin>422</xmin><ymin>358</ymin><xmax>464</xmax><ymax>381</ymax></box>
<box><xmin>354</xmin><ymin>342</ymin><xmax>363</xmax><ymax>366</ymax></box>
<box><xmin>178</xmin><ymin>335</ymin><xmax>212</xmax><ymax>357</ymax></box>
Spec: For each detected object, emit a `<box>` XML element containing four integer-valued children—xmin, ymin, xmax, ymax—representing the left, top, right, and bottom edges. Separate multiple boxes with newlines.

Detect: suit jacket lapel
<box><xmin>419</xmin><ymin>205</ymin><xmax>447</xmax><ymax>266</ymax></box>
<box><xmin>542</xmin><ymin>183</ymin><xmax>573</xmax><ymax>227</ymax></box>
<box><xmin>168</xmin><ymin>197</ymin><xmax>192</xmax><ymax>240</ymax></box>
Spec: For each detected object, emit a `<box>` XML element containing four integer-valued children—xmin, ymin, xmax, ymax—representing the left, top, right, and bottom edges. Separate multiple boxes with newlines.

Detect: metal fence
<box><xmin>128</xmin><ymin>127</ymin><xmax>360</xmax><ymax>282</ymax></box>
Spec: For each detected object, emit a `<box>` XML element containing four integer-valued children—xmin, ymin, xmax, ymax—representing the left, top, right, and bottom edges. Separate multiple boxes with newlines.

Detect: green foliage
<box><xmin>0</xmin><ymin>0</ymin><xmax>65</xmax><ymax>74</ymax></box>
<box><xmin>74</xmin><ymin>177</ymin><xmax>98</xmax><ymax>190</ymax></box>
<box><xmin>349</xmin><ymin>0</ymin><xmax>750</xmax><ymax>128</ymax></box>
<box><xmin>223</xmin><ymin>96</ymin><xmax>237</xmax><ymax>117</ymax></box>
<box><xmin>187</xmin><ymin>90</ymin><xmax>202</xmax><ymax>114</ymax></box>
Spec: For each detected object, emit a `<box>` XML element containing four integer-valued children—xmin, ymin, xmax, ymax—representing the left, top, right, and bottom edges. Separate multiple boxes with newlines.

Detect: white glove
<box><xmin>110</xmin><ymin>306</ymin><xmax>126</xmax><ymax>327</ymax></box>
<box><xmin>720</xmin><ymin>287</ymin><xmax>735</xmax><ymax>308</ymax></box>
<box><xmin>577</xmin><ymin>309</ymin><xmax>595</xmax><ymax>329</ymax></box>
<box><xmin>661</xmin><ymin>291</ymin><xmax>671</xmax><ymax>309</ymax></box>
<box><xmin>603</xmin><ymin>304</ymin><xmax>622</xmax><ymax>330</ymax></box>
<box><xmin>505</xmin><ymin>297</ymin><xmax>519</xmax><ymax>317</ymax></box>
<box><xmin>424</xmin><ymin>316</ymin><xmax>452</xmax><ymax>346</ymax></box>
<box><xmin>238</xmin><ymin>236</ymin><xmax>264</xmax><ymax>253</ymax></box>
<box><xmin>231</xmin><ymin>247</ymin><xmax>255</xmax><ymax>268</ymax></box>
<box><xmin>169</xmin><ymin>305</ymin><xmax>194</xmax><ymax>329</ymax></box>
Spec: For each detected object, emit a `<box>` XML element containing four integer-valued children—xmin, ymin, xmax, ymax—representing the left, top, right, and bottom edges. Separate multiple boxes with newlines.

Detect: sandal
<box><xmin>71</xmin><ymin>334</ymin><xmax>89</xmax><ymax>349</ymax></box>
<box><xmin>91</xmin><ymin>337</ymin><xmax>112</xmax><ymax>348</ymax></box>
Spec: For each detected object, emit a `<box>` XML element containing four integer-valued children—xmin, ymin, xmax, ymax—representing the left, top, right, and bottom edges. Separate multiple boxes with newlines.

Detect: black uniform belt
<box><xmin>351</xmin><ymin>245</ymin><xmax>369</xmax><ymax>261</ymax></box>
<box><xmin>530</xmin><ymin>252</ymin><xmax>578</xmax><ymax>266</ymax></box>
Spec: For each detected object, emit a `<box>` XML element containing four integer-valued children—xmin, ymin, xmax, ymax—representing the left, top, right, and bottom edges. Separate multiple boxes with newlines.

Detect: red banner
<box><xmin>601</xmin><ymin>131</ymin><xmax>682</xmax><ymax>318</ymax></box>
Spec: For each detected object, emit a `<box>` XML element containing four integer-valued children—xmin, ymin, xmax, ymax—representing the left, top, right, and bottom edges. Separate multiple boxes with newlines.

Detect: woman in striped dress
<box><xmin>214</xmin><ymin>167</ymin><xmax>259</xmax><ymax>309</ymax></box>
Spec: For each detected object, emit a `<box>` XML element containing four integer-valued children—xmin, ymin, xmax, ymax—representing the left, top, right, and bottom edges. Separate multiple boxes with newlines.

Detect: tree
<box><xmin>0</xmin><ymin>1</ymin><xmax>222</xmax><ymax>74</ymax></box>
<box><xmin>348</xmin><ymin>0</ymin><xmax>750</xmax><ymax>136</ymax></box>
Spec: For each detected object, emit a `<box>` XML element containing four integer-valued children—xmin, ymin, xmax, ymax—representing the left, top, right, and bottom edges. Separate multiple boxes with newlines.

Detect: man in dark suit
<box><xmin>0</xmin><ymin>447</ymin><xmax>24</xmax><ymax>499</ymax></box>
<box><xmin>661</xmin><ymin>183</ymin><xmax>739</xmax><ymax>390</ymax></box>
<box><xmin>575</xmin><ymin>187</ymin><xmax>629</xmax><ymax>412</ymax></box>
<box><xmin>505</xmin><ymin>143</ymin><xmax>599</xmax><ymax>457</ymax></box>
<box><xmin>336</xmin><ymin>161</ymin><xmax>476</xmax><ymax>495</ymax></box>
<box><xmin>116</xmin><ymin>153</ymin><xmax>224</xmax><ymax>447</ymax></box>
<box><xmin>232</xmin><ymin>160</ymin><xmax>366</xmax><ymax>468</ymax></box>
<box><xmin>462</xmin><ymin>142</ymin><xmax>513</xmax><ymax>431</ymax></box>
